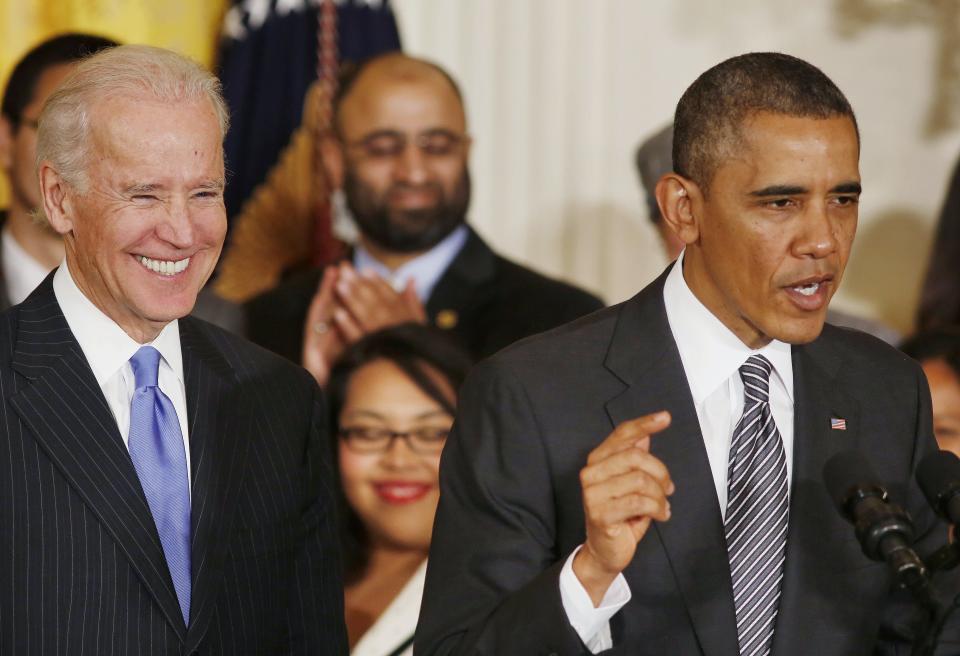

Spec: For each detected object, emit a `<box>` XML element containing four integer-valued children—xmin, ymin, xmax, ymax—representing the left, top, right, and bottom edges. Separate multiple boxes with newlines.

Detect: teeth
<box><xmin>792</xmin><ymin>282</ymin><xmax>819</xmax><ymax>297</ymax></box>
<box><xmin>137</xmin><ymin>255</ymin><xmax>190</xmax><ymax>277</ymax></box>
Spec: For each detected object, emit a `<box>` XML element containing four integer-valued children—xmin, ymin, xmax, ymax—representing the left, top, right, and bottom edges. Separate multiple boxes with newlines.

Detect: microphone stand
<box><xmin>912</xmin><ymin>542</ymin><xmax>960</xmax><ymax>656</ymax></box>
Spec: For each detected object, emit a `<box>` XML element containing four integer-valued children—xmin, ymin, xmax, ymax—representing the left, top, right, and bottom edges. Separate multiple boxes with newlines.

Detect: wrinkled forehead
<box><xmin>88</xmin><ymin>93</ymin><xmax>224</xmax><ymax>152</ymax></box>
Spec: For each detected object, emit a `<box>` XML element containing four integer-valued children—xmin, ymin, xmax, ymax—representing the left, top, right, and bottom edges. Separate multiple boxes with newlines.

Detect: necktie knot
<box><xmin>130</xmin><ymin>345</ymin><xmax>161</xmax><ymax>390</ymax></box>
<box><xmin>739</xmin><ymin>353</ymin><xmax>773</xmax><ymax>404</ymax></box>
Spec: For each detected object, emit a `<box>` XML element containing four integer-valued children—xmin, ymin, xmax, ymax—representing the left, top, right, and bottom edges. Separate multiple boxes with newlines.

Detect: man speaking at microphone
<box><xmin>416</xmin><ymin>53</ymin><xmax>958</xmax><ymax>654</ymax></box>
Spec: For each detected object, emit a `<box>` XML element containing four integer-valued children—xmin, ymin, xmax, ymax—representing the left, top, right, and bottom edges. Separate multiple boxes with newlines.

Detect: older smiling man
<box><xmin>0</xmin><ymin>45</ymin><xmax>346</xmax><ymax>655</ymax></box>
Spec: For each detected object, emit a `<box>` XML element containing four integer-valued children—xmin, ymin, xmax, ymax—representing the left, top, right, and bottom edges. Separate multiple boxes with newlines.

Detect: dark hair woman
<box><xmin>326</xmin><ymin>323</ymin><xmax>472</xmax><ymax>655</ymax></box>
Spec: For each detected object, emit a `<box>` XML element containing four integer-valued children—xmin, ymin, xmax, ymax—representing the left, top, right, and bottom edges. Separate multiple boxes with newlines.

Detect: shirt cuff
<box><xmin>558</xmin><ymin>545</ymin><xmax>632</xmax><ymax>653</ymax></box>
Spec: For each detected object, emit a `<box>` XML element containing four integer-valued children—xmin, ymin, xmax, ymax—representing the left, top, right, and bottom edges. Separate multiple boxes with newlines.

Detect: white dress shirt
<box><xmin>52</xmin><ymin>260</ymin><xmax>192</xmax><ymax>489</ymax></box>
<box><xmin>559</xmin><ymin>251</ymin><xmax>794</xmax><ymax>651</ymax></box>
<box><xmin>353</xmin><ymin>225</ymin><xmax>469</xmax><ymax>302</ymax></box>
<box><xmin>2</xmin><ymin>226</ymin><xmax>52</xmax><ymax>305</ymax></box>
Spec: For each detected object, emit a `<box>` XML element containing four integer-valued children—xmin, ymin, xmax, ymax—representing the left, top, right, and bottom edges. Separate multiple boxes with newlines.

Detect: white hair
<box><xmin>36</xmin><ymin>44</ymin><xmax>230</xmax><ymax>191</ymax></box>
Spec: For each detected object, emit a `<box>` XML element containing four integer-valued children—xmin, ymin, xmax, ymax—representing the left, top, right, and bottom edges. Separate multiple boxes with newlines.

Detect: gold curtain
<box><xmin>0</xmin><ymin>0</ymin><xmax>228</xmax><ymax>207</ymax></box>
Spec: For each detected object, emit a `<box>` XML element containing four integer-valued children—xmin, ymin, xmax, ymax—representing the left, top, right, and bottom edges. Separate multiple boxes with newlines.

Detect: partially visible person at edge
<box><xmin>0</xmin><ymin>44</ymin><xmax>346</xmax><ymax>654</ymax></box>
<box><xmin>634</xmin><ymin>122</ymin><xmax>900</xmax><ymax>345</ymax></box>
<box><xmin>902</xmin><ymin>328</ymin><xmax>960</xmax><ymax>458</ymax></box>
<box><xmin>0</xmin><ymin>34</ymin><xmax>115</xmax><ymax>306</ymax></box>
<box><xmin>326</xmin><ymin>323</ymin><xmax>471</xmax><ymax>656</ymax></box>
<box><xmin>243</xmin><ymin>53</ymin><xmax>603</xmax><ymax>386</ymax></box>
<box><xmin>918</xmin><ymin>154</ymin><xmax>960</xmax><ymax>332</ymax></box>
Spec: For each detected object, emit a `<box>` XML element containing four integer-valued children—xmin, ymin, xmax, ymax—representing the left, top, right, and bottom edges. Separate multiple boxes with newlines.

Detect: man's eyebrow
<box><xmin>197</xmin><ymin>179</ymin><xmax>226</xmax><ymax>191</ymax></box>
<box><xmin>831</xmin><ymin>182</ymin><xmax>862</xmax><ymax>195</ymax></box>
<box><xmin>749</xmin><ymin>185</ymin><xmax>808</xmax><ymax>197</ymax></box>
<box><xmin>123</xmin><ymin>183</ymin><xmax>162</xmax><ymax>195</ymax></box>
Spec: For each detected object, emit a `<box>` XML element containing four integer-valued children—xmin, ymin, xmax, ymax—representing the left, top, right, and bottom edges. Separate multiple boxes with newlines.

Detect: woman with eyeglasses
<box><xmin>325</xmin><ymin>323</ymin><xmax>472</xmax><ymax>656</ymax></box>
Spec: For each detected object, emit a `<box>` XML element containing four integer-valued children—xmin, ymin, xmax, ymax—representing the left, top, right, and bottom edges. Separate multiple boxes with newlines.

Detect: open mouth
<box><xmin>137</xmin><ymin>255</ymin><xmax>190</xmax><ymax>277</ymax></box>
<box><xmin>784</xmin><ymin>275</ymin><xmax>833</xmax><ymax>311</ymax></box>
<box><xmin>791</xmin><ymin>281</ymin><xmax>820</xmax><ymax>297</ymax></box>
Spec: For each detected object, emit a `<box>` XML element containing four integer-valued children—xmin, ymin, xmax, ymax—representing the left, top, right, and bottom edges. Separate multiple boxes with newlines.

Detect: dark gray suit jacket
<box><xmin>416</xmin><ymin>268</ymin><xmax>956</xmax><ymax>655</ymax></box>
<box><xmin>0</xmin><ymin>275</ymin><xmax>347</xmax><ymax>655</ymax></box>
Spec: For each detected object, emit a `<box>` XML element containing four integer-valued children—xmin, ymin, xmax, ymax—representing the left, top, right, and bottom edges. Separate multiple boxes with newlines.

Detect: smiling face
<box><xmin>678</xmin><ymin>112</ymin><xmax>860</xmax><ymax>348</ymax></box>
<box><xmin>337</xmin><ymin>358</ymin><xmax>454</xmax><ymax>552</ymax></box>
<box><xmin>45</xmin><ymin>94</ymin><xmax>226</xmax><ymax>342</ymax></box>
<box><xmin>326</xmin><ymin>62</ymin><xmax>471</xmax><ymax>256</ymax></box>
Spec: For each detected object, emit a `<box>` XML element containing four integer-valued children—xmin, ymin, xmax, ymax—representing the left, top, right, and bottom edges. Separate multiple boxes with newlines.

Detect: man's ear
<box><xmin>0</xmin><ymin>116</ymin><xmax>13</xmax><ymax>172</ymax></box>
<box><xmin>38</xmin><ymin>162</ymin><xmax>74</xmax><ymax>235</ymax></box>
<box><xmin>656</xmin><ymin>173</ymin><xmax>701</xmax><ymax>246</ymax></box>
<box><xmin>319</xmin><ymin>133</ymin><xmax>345</xmax><ymax>191</ymax></box>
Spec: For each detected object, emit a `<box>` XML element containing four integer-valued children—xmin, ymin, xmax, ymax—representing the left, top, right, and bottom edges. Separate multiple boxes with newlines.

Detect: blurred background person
<box><xmin>634</xmin><ymin>121</ymin><xmax>901</xmax><ymax>345</ymax></box>
<box><xmin>245</xmin><ymin>53</ymin><xmax>604</xmax><ymax>386</ymax></box>
<box><xmin>917</xmin><ymin>155</ymin><xmax>960</xmax><ymax>332</ymax></box>
<box><xmin>0</xmin><ymin>33</ymin><xmax>116</xmax><ymax>308</ymax></box>
<box><xmin>215</xmin><ymin>0</ymin><xmax>402</xmax><ymax>300</ymax></box>
<box><xmin>325</xmin><ymin>323</ymin><xmax>471</xmax><ymax>655</ymax></box>
<box><xmin>901</xmin><ymin>328</ymin><xmax>960</xmax><ymax>457</ymax></box>
<box><xmin>633</xmin><ymin>123</ymin><xmax>685</xmax><ymax>261</ymax></box>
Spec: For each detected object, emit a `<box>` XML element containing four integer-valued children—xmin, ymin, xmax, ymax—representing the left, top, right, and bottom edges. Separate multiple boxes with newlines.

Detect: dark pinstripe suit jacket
<box><xmin>0</xmin><ymin>276</ymin><xmax>348</xmax><ymax>655</ymax></box>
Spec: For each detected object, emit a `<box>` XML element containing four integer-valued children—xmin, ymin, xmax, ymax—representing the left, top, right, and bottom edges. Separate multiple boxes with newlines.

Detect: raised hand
<box><xmin>573</xmin><ymin>411</ymin><xmax>674</xmax><ymax>606</ymax></box>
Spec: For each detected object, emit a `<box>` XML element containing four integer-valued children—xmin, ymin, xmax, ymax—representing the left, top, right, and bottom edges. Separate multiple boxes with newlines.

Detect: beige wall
<box><xmin>394</xmin><ymin>0</ymin><xmax>960</xmax><ymax>335</ymax></box>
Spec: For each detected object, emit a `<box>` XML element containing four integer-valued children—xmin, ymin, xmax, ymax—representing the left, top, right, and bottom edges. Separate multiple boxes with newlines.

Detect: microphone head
<box><xmin>823</xmin><ymin>450</ymin><xmax>885</xmax><ymax>519</ymax></box>
<box><xmin>916</xmin><ymin>450</ymin><xmax>960</xmax><ymax>520</ymax></box>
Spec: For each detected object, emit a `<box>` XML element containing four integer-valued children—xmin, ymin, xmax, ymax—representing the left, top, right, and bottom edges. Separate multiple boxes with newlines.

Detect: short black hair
<box><xmin>673</xmin><ymin>52</ymin><xmax>858</xmax><ymax>191</ymax></box>
<box><xmin>901</xmin><ymin>328</ymin><xmax>960</xmax><ymax>380</ymax></box>
<box><xmin>2</xmin><ymin>33</ymin><xmax>118</xmax><ymax>127</ymax></box>
<box><xmin>325</xmin><ymin>322</ymin><xmax>473</xmax><ymax>581</ymax></box>
<box><xmin>330</xmin><ymin>52</ymin><xmax>464</xmax><ymax>137</ymax></box>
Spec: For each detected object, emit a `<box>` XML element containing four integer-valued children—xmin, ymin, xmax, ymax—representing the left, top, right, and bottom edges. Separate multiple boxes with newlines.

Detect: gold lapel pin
<box><xmin>435</xmin><ymin>309</ymin><xmax>458</xmax><ymax>330</ymax></box>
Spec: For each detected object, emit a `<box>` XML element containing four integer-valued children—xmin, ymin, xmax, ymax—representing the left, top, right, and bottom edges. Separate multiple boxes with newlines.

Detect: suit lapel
<box><xmin>179</xmin><ymin>317</ymin><xmax>250</xmax><ymax>650</ymax></box>
<box><xmin>771</xmin><ymin>337</ymin><xmax>860</xmax><ymax>655</ymax></box>
<box><xmin>425</xmin><ymin>227</ymin><xmax>497</xmax><ymax>328</ymax></box>
<box><xmin>9</xmin><ymin>277</ymin><xmax>186</xmax><ymax>640</ymax></box>
<box><xmin>603</xmin><ymin>272</ymin><xmax>739</xmax><ymax>656</ymax></box>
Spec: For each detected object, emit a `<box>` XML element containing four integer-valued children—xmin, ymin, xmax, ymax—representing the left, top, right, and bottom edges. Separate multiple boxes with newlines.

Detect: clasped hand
<box><xmin>301</xmin><ymin>262</ymin><xmax>427</xmax><ymax>386</ymax></box>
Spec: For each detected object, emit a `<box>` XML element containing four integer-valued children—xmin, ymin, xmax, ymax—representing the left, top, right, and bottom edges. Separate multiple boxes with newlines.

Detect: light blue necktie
<box><xmin>128</xmin><ymin>345</ymin><xmax>191</xmax><ymax>626</ymax></box>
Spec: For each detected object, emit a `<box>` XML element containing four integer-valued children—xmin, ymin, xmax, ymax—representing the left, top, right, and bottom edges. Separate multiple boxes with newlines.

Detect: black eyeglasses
<box><xmin>342</xmin><ymin>129</ymin><xmax>467</xmax><ymax>161</ymax></box>
<box><xmin>339</xmin><ymin>426</ymin><xmax>450</xmax><ymax>455</ymax></box>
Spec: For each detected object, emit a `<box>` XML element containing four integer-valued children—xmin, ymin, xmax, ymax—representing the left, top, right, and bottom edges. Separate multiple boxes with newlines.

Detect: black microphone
<box><xmin>917</xmin><ymin>450</ymin><xmax>960</xmax><ymax>526</ymax></box>
<box><xmin>823</xmin><ymin>450</ymin><xmax>930</xmax><ymax>595</ymax></box>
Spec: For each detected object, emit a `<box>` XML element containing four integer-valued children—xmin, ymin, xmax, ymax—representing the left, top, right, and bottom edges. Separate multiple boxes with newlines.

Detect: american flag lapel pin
<box><xmin>831</xmin><ymin>417</ymin><xmax>847</xmax><ymax>431</ymax></box>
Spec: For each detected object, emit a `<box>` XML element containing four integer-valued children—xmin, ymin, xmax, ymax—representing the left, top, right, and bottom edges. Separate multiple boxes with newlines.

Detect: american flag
<box><xmin>831</xmin><ymin>417</ymin><xmax>847</xmax><ymax>431</ymax></box>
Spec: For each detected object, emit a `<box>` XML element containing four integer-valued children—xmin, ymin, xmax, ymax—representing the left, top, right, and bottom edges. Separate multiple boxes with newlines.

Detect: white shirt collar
<box><xmin>2</xmin><ymin>226</ymin><xmax>53</xmax><ymax>305</ymax></box>
<box><xmin>663</xmin><ymin>250</ymin><xmax>793</xmax><ymax>406</ymax></box>
<box><xmin>353</xmin><ymin>224</ymin><xmax>469</xmax><ymax>302</ymax></box>
<box><xmin>52</xmin><ymin>259</ymin><xmax>183</xmax><ymax>386</ymax></box>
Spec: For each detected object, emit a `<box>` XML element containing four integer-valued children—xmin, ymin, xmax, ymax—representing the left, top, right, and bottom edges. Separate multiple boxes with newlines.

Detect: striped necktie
<box><xmin>724</xmin><ymin>354</ymin><xmax>789</xmax><ymax>656</ymax></box>
<box><xmin>127</xmin><ymin>345</ymin><xmax>192</xmax><ymax>626</ymax></box>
